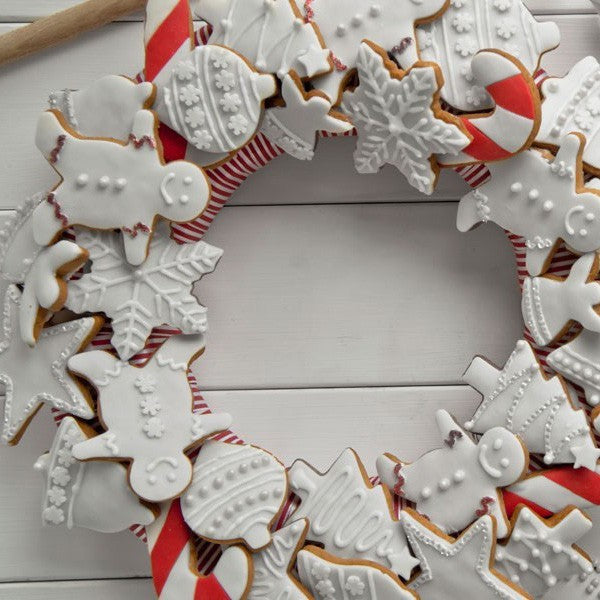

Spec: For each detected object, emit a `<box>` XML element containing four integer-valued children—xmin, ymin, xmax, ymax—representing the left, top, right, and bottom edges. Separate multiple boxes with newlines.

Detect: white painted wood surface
<box><xmin>0</xmin><ymin>1</ymin><xmax>599</xmax><ymax>598</ymax></box>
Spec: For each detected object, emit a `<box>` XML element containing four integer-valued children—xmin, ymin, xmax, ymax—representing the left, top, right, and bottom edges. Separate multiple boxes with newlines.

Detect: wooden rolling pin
<box><xmin>0</xmin><ymin>0</ymin><xmax>147</xmax><ymax>68</ymax></box>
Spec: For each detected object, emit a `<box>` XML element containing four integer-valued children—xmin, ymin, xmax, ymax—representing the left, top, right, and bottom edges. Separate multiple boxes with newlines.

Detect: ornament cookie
<box><xmin>416</xmin><ymin>0</ymin><xmax>559</xmax><ymax>112</ymax></box>
<box><xmin>248</xmin><ymin>519</ymin><xmax>310</xmax><ymax>600</ymax></box>
<box><xmin>377</xmin><ymin>409</ymin><xmax>529</xmax><ymax>538</ymax></box>
<box><xmin>66</xmin><ymin>227</ymin><xmax>222</xmax><ymax>361</ymax></box>
<box><xmin>33</xmin><ymin>109</ymin><xmax>210</xmax><ymax>266</ymax></box>
<box><xmin>20</xmin><ymin>241</ymin><xmax>88</xmax><ymax>347</ymax></box>
<box><xmin>523</xmin><ymin>253</ymin><xmax>600</xmax><ymax>346</ymax></box>
<box><xmin>401</xmin><ymin>509</ymin><xmax>530</xmax><ymax>599</ymax></box>
<box><xmin>49</xmin><ymin>75</ymin><xmax>155</xmax><ymax>140</ymax></box>
<box><xmin>34</xmin><ymin>417</ymin><xmax>156</xmax><ymax>533</ymax></box>
<box><xmin>261</xmin><ymin>72</ymin><xmax>353</xmax><ymax>161</ymax></box>
<box><xmin>495</xmin><ymin>505</ymin><xmax>593</xmax><ymax>597</ymax></box>
<box><xmin>297</xmin><ymin>545</ymin><xmax>417</xmax><ymax>600</ymax></box>
<box><xmin>288</xmin><ymin>448</ymin><xmax>419</xmax><ymax>579</ymax></box>
<box><xmin>181</xmin><ymin>440</ymin><xmax>287</xmax><ymax>550</ymax></box>
<box><xmin>457</xmin><ymin>133</ymin><xmax>600</xmax><ymax>276</ymax></box>
<box><xmin>464</xmin><ymin>340</ymin><xmax>599</xmax><ymax>469</ymax></box>
<box><xmin>299</xmin><ymin>0</ymin><xmax>449</xmax><ymax>105</ymax></box>
<box><xmin>161</xmin><ymin>45</ymin><xmax>277</xmax><ymax>155</ymax></box>
<box><xmin>199</xmin><ymin>0</ymin><xmax>331</xmax><ymax>79</ymax></box>
<box><xmin>0</xmin><ymin>285</ymin><xmax>102</xmax><ymax>445</ymax></box>
<box><xmin>68</xmin><ymin>334</ymin><xmax>232</xmax><ymax>502</ymax></box>
<box><xmin>342</xmin><ymin>42</ymin><xmax>470</xmax><ymax>195</ymax></box>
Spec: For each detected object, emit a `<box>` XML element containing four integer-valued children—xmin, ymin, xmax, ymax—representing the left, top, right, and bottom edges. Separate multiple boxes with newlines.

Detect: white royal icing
<box><xmin>182</xmin><ymin>440</ymin><xmax>288</xmax><ymax>550</ymax></box>
<box><xmin>417</xmin><ymin>0</ymin><xmax>560</xmax><ymax>111</ymax></box>
<box><xmin>33</xmin><ymin>109</ymin><xmax>210</xmax><ymax>266</ymax></box>
<box><xmin>457</xmin><ymin>133</ymin><xmax>600</xmax><ymax>276</ymax></box>
<box><xmin>539</xmin><ymin>562</ymin><xmax>600</xmax><ymax>600</ymax></box>
<box><xmin>342</xmin><ymin>43</ymin><xmax>469</xmax><ymax>196</ymax></box>
<box><xmin>377</xmin><ymin>410</ymin><xmax>528</xmax><ymax>538</ymax></box>
<box><xmin>68</xmin><ymin>334</ymin><xmax>232</xmax><ymax>502</ymax></box>
<box><xmin>288</xmin><ymin>448</ymin><xmax>419</xmax><ymax>579</ymax></box>
<box><xmin>66</xmin><ymin>226</ymin><xmax>222</xmax><ymax>361</ymax></box>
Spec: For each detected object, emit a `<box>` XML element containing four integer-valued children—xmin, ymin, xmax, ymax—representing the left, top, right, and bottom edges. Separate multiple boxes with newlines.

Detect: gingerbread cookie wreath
<box><xmin>2</xmin><ymin>0</ymin><xmax>600</xmax><ymax>598</ymax></box>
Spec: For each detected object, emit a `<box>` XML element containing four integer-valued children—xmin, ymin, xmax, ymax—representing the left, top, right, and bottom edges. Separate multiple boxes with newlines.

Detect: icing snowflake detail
<box><xmin>493</xmin><ymin>0</ymin><xmax>512</xmax><ymax>11</ymax></box>
<box><xmin>345</xmin><ymin>576</ymin><xmax>365</xmax><ymax>596</ymax></box>
<box><xmin>315</xmin><ymin>580</ymin><xmax>335</xmax><ymax>597</ymax></box>
<box><xmin>211</xmin><ymin>52</ymin><xmax>230</xmax><ymax>69</ymax></box>
<box><xmin>175</xmin><ymin>61</ymin><xmax>195</xmax><ymax>81</ymax></box>
<box><xmin>587</xmin><ymin>96</ymin><xmax>600</xmax><ymax>116</ymax></box>
<box><xmin>51</xmin><ymin>466</ymin><xmax>71</xmax><ymax>486</ymax></box>
<box><xmin>190</xmin><ymin>130</ymin><xmax>214</xmax><ymax>150</ymax></box>
<box><xmin>219</xmin><ymin>92</ymin><xmax>241</xmax><ymax>113</ymax></box>
<box><xmin>451</xmin><ymin>13</ymin><xmax>473</xmax><ymax>32</ymax></box>
<box><xmin>140</xmin><ymin>396</ymin><xmax>161</xmax><ymax>417</ymax></box>
<box><xmin>143</xmin><ymin>417</ymin><xmax>165</xmax><ymax>439</ymax></box>
<box><xmin>228</xmin><ymin>114</ymin><xmax>249</xmax><ymax>135</ymax></box>
<box><xmin>47</xmin><ymin>486</ymin><xmax>67</xmax><ymax>506</ymax></box>
<box><xmin>496</xmin><ymin>21</ymin><xmax>517</xmax><ymax>40</ymax></box>
<box><xmin>184</xmin><ymin>106</ymin><xmax>206</xmax><ymax>128</ymax></box>
<box><xmin>63</xmin><ymin>426</ymin><xmax>83</xmax><ymax>449</ymax></box>
<box><xmin>466</xmin><ymin>86</ymin><xmax>488</xmax><ymax>107</ymax></box>
<box><xmin>215</xmin><ymin>70</ymin><xmax>235</xmax><ymax>91</ymax></box>
<box><xmin>312</xmin><ymin>562</ymin><xmax>331</xmax><ymax>580</ymax></box>
<box><xmin>57</xmin><ymin>447</ymin><xmax>75</xmax><ymax>467</ymax></box>
<box><xmin>450</xmin><ymin>0</ymin><xmax>465</xmax><ymax>7</ymax></box>
<box><xmin>575</xmin><ymin>111</ymin><xmax>594</xmax><ymax>131</ymax></box>
<box><xmin>43</xmin><ymin>505</ymin><xmax>65</xmax><ymax>525</ymax></box>
<box><xmin>455</xmin><ymin>38</ymin><xmax>478</xmax><ymax>57</ymax></box>
<box><xmin>460</xmin><ymin>65</ymin><xmax>475</xmax><ymax>83</ymax></box>
<box><xmin>135</xmin><ymin>374</ymin><xmax>157</xmax><ymax>394</ymax></box>
<box><xmin>179</xmin><ymin>84</ymin><xmax>202</xmax><ymax>106</ymax></box>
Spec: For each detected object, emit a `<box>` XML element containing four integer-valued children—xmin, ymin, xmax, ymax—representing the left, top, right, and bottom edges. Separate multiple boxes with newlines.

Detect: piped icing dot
<box><xmin>510</xmin><ymin>182</ymin><xmax>523</xmax><ymax>193</ymax></box>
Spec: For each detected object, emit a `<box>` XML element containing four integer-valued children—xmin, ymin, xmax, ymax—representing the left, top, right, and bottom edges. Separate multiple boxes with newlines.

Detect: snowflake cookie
<box><xmin>182</xmin><ymin>440</ymin><xmax>288</xmax><ymax>550</ymax></box>
<box><xmin>288</xmin><ymin>448</ymin><xmax>419</xmax><ymax>579</ymax></box>
<box><xmin>66</xmin><ymin>227</ymin><xmax>222</xmax><ymax>361</ymax></box>
<box><xmin>67</xmin><ymin>334</ymin><xmax>232</xmax><ymax>502</ymax></box>
<box><xmin>377</xmin><ymin>409</ymin><xmax>529</xmax><ymax>538</ymax></box>
<box><xmin>457</xmin><ymin>133</ymin><xmax>600</xmax><ymax>276</ymax></box>
<box><xmin>464</xmin><ymin>340</ymin><xmax>599</xmax><ymax>469</ymax></box>
<box><xmin>33</xmin><ymin>109</ymin><xmax>211</xmax><ymax>266</ymax></box>
<box><xmin>343</xmin><ymin>42</ymin><xmax>470</xmax><ymax>196</ymax></box>
<box><xmin>401</xmin><ymin>509</ymin><xmax>530</xmax><ymax>599</ymax></box>
<box><xmin>0</xmin><ymin>285</ymin><xmax>103</xmax><ymax>445</ymax></box>
<box><xmin>34</xmin><ymin>416</ymin><xmax>156</xmax><ymax>532</ymax></box>
<box><xmin>162</xmin><ymin>45</ymin><xmax>277</xmax><ymax>155</ymax></box>
<box><xmin>297</xmin><ymin>545</ymin><xmax>417</xmax><ymax>600</ymax></box>
<box><xmin>539</xmin><ymin>561</ymin><xmax>600</xmax><ymax>600</ymax></box>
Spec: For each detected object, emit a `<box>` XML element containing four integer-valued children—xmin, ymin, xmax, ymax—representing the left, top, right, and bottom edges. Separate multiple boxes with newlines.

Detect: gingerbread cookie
<box><xmin>401</xmin><ymin>509</ymin><xmax>530</xmax><ymax>599</ymax></box>
<box><xmin>297</xmin><ymin>545</ymin><xmax>417</xmax><ymax>600</ymax></box>
<box><xmin>34</xmin><ymin>416</ymin><xmax>156</xmax><ymax>533</ymax></box>
<box><xmin>342</xmin><ymin>42</ymin><xmax>470</xmax><ymax>195</ymax></box>
<box><xmin>0</xmin><ymin>285</ymin><xmax>103</xmax><ymax>445</ymax></box>
<box><xmin>288</xmin><ymin>448</ymin><xmax>419</xmax><ymax>579</ymax></box>
<box><xmin>539</xmin><ymin>562</ymin><xmax>600</xmax><ymax>600</ymax></box>
<box><xmin>66</xmin><ymin>226</ymin><xmax>222</xmax><ymax>361</ymax></box>
<box><xmin>68</xmin><ymin>334</ymin><xmax>232</xmax><ymax>502</ymax></box>
<box><xmin>182</xmin><ymin>440</ymin><xmax>288</xmax><ymax>550</ymax></box>
<box><xmin>377</xmin><ymin>409</ymin><xmax>529</xmax><ymax>538</ymax></box>
<box><xmin>416</xmin><ymin>0</ymin><xmax>560</xmax><ymax>111</ymax></box>
<box><xmin>457</xmin><ymin>133</ymin><xmax>600</xmax><ymax>276</ymax></box>
<box><xmin>33</xmin><ymin>109</ymin><xmax>210</xmax><ymax>266</ymax></box>
<box><xmin>464</xmin><ymin>340</ymin><xmax>599</xmax><ymax>470</ymax></box>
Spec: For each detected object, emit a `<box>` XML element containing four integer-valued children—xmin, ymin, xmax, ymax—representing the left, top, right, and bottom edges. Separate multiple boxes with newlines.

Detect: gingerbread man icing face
<box><xmin>477</xmin><ymin>428</ymin><xmax>526</xmax><ymax>487</ymax></box>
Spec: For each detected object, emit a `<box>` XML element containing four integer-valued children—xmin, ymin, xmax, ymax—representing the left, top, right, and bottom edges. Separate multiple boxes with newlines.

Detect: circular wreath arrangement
<box><xmin>3</xmin><ymin>0</ymin><xmax>600</xmax><ymax>598</ymax></box>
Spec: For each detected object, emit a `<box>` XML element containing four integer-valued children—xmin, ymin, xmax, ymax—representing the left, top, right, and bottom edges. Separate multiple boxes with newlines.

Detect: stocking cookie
<box><xmin>457</xmin><ymin>133</ymin><xmax>600</xmax><ymax>276</ymax></box>
<box><xmin>298</xmin><ymin>0</ymin><xmax>449</xmax><ymax>105</ymax></box>
<box><xmin>464</xmin><ymin>340</ymin><xmax>599</xmax><ymax>469</ymax></box>
<box><xmin>34</xmin><ymin>417</ymin><xmax>156</xmax><ymax>533</ymax></box>
<box><xmin>288</xmin><ymin>448</ymin><xmax>419</xmax><ymax>579</ymax></box>
<box><xmin>377</xmin><ymin>410</ymin><xmax>529</xmax><ymax>538</ymax></box>
<box><xmin>161</xmin><ymin>45</ymin><xmax>277</xmax><ymax>155</ymax></box>
<box><xmin>33</xmin><ymin>109</ymin><xmax>210</xmax><ymax>266</ymax></box>
<box><xmin>49</xmin><ymin>75</ymin><xmax>155</xmax><ymax>141</ymax></box>
<box><xmin>20</xmin><ymin>241</ymin><xmax>88</xmax><ymax>347</ymax></box>
<box><xmin>495</xmin><ymin>505</ymin><xmax>593</xmax><ymax>597</ymax></box>
<box><xmin>416</xmin><ymin>0</ymin><xmax>559</xmax><ymax>112</ymax></box>
<box><xmin>66</xmin><ymin>227</ymin><xmax>222</xmax><ymax>361</ymax></box>
<box><xmin>181</xmin><ymin>440</ymin><xmax>288</xmax><ymax>550</ymax></box>
<box><xmin>523</xmin><ymin>254</ymin><xmax>600</xmax><ymax>346</ymax></box>
<box><xmin>401</xmin><ymin>509</ymin><xmax>530</xmax><ymax>599</ymax></box>
<box><xmin>248</xmin><ymin>519</ymin><xmax>310</xmax><ymax>600</ymax></box>
<box><xmin>342</xmin><ymin>42</ymin><xmax>470</xmax><ymax>195</ymax></box>
<box><xmin>68</xmin><ymin>334</ymin><xmax>232</xmax><ymax>502</ymax></box>
<box><xmin>261</xmin><ymin>72</ymin><xmax>353</xmax><ymax>161</ymax></box>
<box><xmin>0</xmin><ymin>285</ymin><xmax>102</xmax><ymax>445</ymax></box>
<box><xmin>297</xmin><ymin>546</ymin><xmax>417</xmax><ymax>600</ymax></box>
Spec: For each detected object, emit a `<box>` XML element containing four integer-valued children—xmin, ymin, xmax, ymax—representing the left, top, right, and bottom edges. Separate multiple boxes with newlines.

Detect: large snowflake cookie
<box><xmin>416</xmin><ymin>0</ymin><xmax>560</xmax><ymax>111</ymax></box>
<box><xmin>182</xmin><ymin>440</ymin><xmax>288</xmax><ymax>550</ymax></box>
<box><xmin>33</xmin><ymin>109</ymin><xmax>210</xmax><ymax>266</ymax></box>
<box><xmin>162</xmin><ymin>45</ymin><xmax>277</xmax><ymax>155</ymax></box>
<box><xmin>377</xmin><ymin>409</ymin><xmax>528</xmax><ymax>538</ymax></box>
<box><xmin>34</xmin><ymin>416</ymin><xmax>156</xmax><ymax>532</ymax></box>
<box><xmin>66</xmin><ymin>227</ymin><xmax>222</xmax><ymax>361</ymax></box>
<box><xmin>67</xmin><ymin>334</ymin><xmax>232</xmax><ymax>502</ymax></box>
<box><xmin>343</xmin><ymin>42</ymin><xmax>470</xmax><ymax>195</ymax></box>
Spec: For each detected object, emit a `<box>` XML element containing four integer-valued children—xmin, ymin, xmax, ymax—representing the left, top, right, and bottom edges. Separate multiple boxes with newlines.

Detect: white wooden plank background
<box><xmin>0</xmin><ymin>1</ymin><xmax>599</xmax><ymax>597</ymax></box>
